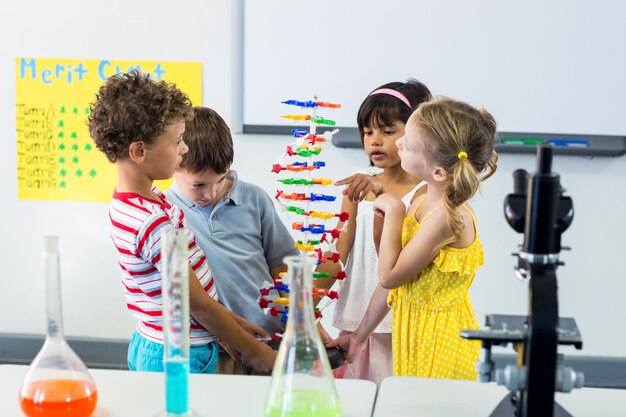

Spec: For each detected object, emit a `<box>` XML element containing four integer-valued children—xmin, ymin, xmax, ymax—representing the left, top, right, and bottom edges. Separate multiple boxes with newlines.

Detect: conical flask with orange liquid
<box><xmin>19</xmin><ymin>236</ymin><xmax>98</xmax><ymax>417</ymax></box>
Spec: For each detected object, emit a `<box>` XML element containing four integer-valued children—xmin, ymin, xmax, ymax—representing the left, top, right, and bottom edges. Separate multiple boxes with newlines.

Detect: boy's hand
<box><xmin>373</xmin><ymin>193</ymin><xmax>405</xmax><ymax>219</ymax></box>
<box><xmin>232</xmin><ymin>313</ymin><xmax>270</xmax><ymax>339</ymax></box>
<box><xmin>219</xmin><ymin>340</ymin><xmax>242</xmax><ymax>362</ymax></box>
<box><xmin>325</xmin><ymin>333</ymin><xmax>364</xmax><ymax>364</ymax></box>
<box><xmin>246</xmin><ymin>341</ymin><xmax>277</xmax><ymax>373</ymax></box>
<box><xmin>335</xmin><ymin>173</ymin><xmax>384</xmax><ymax>203</ymax></box>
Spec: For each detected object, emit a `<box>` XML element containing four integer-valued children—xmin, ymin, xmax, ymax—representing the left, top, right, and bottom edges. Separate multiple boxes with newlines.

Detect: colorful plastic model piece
<box><xmin>258</xmin><ymin>96</ymin><xmax>348</xmax><ymax>327</ymax></box>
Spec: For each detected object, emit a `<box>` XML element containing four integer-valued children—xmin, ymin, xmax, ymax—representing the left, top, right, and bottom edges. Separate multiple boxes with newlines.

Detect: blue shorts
<box><xmin>127</xmin><ymin>330</ymin><xmax>218</xmax><ymax>374</ymax></box>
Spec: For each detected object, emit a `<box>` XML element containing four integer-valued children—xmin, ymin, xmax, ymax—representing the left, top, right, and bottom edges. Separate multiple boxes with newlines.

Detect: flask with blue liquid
<box><xmin>156</xmin><ymin>228</ymin><xmax>202</xmax><ymax>417</ymax></box>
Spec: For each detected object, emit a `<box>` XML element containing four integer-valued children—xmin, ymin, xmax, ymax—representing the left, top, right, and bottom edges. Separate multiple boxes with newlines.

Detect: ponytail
<box><xmin>442</xmin><ymin>156</ymin><xmax>481</xmax><ymax>241</ymax></box>
<box><xmin>482</xmin><ymin>151</ymin><xmax>499</xmax><ymax>182</ymax></box>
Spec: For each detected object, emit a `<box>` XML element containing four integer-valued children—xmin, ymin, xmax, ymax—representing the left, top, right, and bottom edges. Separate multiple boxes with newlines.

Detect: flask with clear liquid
<box><xmin>19</xmin><ymin>236</ymin><xmax>98</xmax><ymax>417</ymax></box>
<box><xmin>265</xmin><ymin>256</ymin><xmax>342</xmax><ymax>417</ymax></box>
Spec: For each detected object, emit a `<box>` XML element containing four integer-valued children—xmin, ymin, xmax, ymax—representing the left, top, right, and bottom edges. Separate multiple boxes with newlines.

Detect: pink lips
<box><xmin>370</xmin><ymin>152</ymin><xmax>386</xmax><ymax>161</ymax></box>
<box><xmin>196</xmin><ymin>199</ymin><xmax>211</xmax><ymax>206</ymax></box>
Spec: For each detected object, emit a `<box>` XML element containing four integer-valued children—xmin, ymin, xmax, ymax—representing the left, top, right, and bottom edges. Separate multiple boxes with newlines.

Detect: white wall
<box><xmin>1</xmin><ymin>1</ymin><xmax>625</xmax><ymax>359</ymax></box>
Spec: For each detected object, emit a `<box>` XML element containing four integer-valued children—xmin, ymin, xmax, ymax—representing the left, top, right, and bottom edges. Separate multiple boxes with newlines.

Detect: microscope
<box><xmin>461</xmin><ymin>144</ymin><xmax>584</xmax><ymax>417</ymax></box>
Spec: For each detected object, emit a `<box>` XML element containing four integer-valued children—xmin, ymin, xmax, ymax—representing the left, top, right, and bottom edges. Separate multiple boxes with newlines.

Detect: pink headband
<box><xmin>369</xmin><ymin>88</ymin><xmax>411</xmax><ymax>109</ymax></box>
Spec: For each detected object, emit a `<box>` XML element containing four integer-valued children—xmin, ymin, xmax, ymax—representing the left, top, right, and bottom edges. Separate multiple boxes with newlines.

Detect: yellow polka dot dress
<box><xmin>388</xmin><ymin>206</ymin><xmax>482</xmax><ymax>379</ymax></box>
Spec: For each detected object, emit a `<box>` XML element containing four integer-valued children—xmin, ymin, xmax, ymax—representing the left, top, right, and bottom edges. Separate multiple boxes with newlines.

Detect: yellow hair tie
<box><xmin>457</xmin><ymin>151</ymin><xmax>468</xmax><ymax>159</ymax></box>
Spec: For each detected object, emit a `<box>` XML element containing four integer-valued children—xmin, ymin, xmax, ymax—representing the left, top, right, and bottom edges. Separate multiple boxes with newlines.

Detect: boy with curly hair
<box><xmin>88</xmin><ymin>70</ymin><xmax>275</xmax><ymax>373</ymax></box>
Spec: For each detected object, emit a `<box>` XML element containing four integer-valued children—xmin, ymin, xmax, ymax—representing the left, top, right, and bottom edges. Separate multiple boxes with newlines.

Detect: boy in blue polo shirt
<box><xmin>164</xmin><ymin>106</ymin><xmax>299</xmax><ymax>374</ymax></box>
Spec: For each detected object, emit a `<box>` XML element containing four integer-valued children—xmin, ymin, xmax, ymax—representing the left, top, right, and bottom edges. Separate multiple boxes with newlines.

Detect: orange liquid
<box><xmin>19</xmin><ymin>379</ymin><xmax>98</xmax><ymax>417</ymax></box>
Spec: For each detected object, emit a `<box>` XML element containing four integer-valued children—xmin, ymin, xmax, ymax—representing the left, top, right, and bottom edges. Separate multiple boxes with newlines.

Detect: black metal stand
<box><xmin>461</xmin><ymin>144</ymin><xmax>580</xmax><ymax>417</ymax></box>
<box><xmin>489</xmin><ymin>393</ymin><xmax>573</xmax><ymax>417</ymax></box>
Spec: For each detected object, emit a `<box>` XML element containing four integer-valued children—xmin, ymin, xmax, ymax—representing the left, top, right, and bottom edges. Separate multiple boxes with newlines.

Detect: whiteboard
<box><xmin>244</xmin><ymin>0</ymin><xmax>626</xmax><ymax>136</ymax></box>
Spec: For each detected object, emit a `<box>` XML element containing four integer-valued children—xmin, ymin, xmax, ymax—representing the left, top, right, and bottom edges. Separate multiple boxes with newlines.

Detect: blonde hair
<box><xmin>411</xmin><ymin>97</ymin><xmax>498</xmax><ymax>241</ymax></box>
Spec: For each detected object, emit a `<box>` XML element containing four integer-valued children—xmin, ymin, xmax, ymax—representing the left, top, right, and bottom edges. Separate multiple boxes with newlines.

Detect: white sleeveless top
<box><xmin>332</xmin><ymin>182</ymin><xmax>425</xmax><ymax>333</ymax></box>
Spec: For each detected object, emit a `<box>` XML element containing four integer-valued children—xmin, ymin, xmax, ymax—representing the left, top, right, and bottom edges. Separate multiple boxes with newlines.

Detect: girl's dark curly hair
<box><xmin>88</xmin><ymin>70</ymin><xmax>193</xmax><ymax>162</ymax></box>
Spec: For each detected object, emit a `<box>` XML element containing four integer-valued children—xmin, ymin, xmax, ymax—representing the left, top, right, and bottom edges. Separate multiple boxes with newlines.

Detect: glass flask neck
<box><xmin>284</xmin><ymin>257</ymin><xmax>317</xmax><ymax>336</ymax></box>
<box><xmin>44</xmin><ymin>236</ymin><xmax>64</xmax><ymax>339</ymax></box>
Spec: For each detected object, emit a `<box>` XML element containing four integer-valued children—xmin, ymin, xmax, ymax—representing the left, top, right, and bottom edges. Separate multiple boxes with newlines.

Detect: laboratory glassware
<box><xmin>265</xmin><ymin>255</ymin><xmax>342</xmax><ymax>417</ymax></box>
<box><xmin>19</xmin><ymin>236</ymin><xmax>98</xmax><ymax>417</ymax></box>
<box><xmin>155</xmin><ymin>228</ymin><xmax>202</xmax><ymax>417</ymax></box>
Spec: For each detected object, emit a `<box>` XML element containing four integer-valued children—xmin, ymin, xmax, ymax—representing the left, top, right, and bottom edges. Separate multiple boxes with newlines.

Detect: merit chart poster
<box><xmin>16</xmin><ymin>58</ymin><xmax>202</xmax><ymax>202</ymax></box>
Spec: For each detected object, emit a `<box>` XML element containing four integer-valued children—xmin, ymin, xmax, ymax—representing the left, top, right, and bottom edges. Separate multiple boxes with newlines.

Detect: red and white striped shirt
<box><xmin>109</xmin><ymin>186</ymin><xmax>217</xmax><ymax>345</ymax></box>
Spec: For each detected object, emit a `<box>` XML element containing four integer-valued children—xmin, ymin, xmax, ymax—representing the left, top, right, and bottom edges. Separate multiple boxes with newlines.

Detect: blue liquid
<box><xmin>165</xmin><ymin>358</ymin><xmax>189</xmax><ymax>414</ymax></box>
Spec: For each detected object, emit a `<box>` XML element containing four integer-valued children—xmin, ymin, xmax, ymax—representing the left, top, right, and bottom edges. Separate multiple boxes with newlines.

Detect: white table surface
<box><xmin>1</xmin><ymin>364</ymin><xmax>376</xmax><ymax>417</ymax></box>
<box><xmin>372</xmin><ymin>377</ymin><xmax>626</xmax><ymax>417</ymax></box>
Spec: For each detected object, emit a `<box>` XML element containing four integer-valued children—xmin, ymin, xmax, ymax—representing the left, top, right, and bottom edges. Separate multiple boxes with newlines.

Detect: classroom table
<box><xmin>372</xmin><ymin>376</ymin><xmax>626</xmax><ymax>417</ymax></box>
<box><xmin>0</xmin><ymin>364</ymin><xmax>376</xmax><ymax>417</ymax></box>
